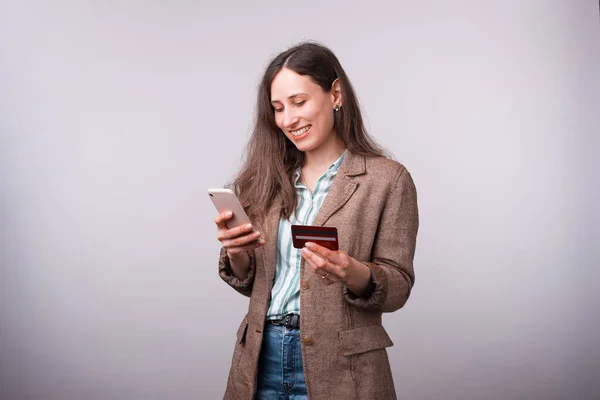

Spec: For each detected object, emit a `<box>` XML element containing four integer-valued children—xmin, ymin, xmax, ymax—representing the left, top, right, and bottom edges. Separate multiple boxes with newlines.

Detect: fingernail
<box><xmin>226</xmin><ymin>211</ymin><xmax>232</xmax><ymax>217</ymax></box>
<box><xmin>301</xmin><ymin>248</ymin><xmax>308</xmax><ymax>255</ymax></box>
<box><xmin>245</xmin><ymin>224</ymin><xmax>252</xmax><ymax>230</ymax></box>
<box><xmin>253</xmin><ymin>231</ymin><xmax>261</xmax><ymax>238</ymax></box>
<box><xmin>305</xmin><ymin>242</ymin><xmax>313</xmax><ymax>249</ymax></box>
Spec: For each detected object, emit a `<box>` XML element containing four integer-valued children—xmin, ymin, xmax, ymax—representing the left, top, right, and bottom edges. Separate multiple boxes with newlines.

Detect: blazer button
<box><xmin>301</xmin><ymin>280</ymin><xmax>309</xmax><ymax>290</ymax></box>
<box><xmin>301</xmin><ymin>336</ymin><xmax>314</xmax><ymax>345</ymax></box>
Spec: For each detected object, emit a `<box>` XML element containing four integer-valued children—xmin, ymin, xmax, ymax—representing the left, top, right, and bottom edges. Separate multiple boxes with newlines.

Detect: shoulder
<box><xmin>341</xmin><ymin>151</ymin><xmax>415</xmax><ymax>190</ymax></box>
<box><xmin>364</xmin><ymin>155</ymin><xmax>413</xmax><ymax>184</ymax></box>
<box><xmin>359</xmin><ymin>155</ymin><xmax>417</xmax><ymax>200</ymax></box>
<box><xmin>366</xmin><ymin>155</ymin><xmax>405</xmax><ymax>174</ymax></box>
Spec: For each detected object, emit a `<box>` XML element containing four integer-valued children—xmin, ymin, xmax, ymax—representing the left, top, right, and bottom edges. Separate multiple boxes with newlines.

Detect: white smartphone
<box><xmin>208</xmin><ymin>188</ymin><xmax>252</xmax><ymax>229</ymax></box>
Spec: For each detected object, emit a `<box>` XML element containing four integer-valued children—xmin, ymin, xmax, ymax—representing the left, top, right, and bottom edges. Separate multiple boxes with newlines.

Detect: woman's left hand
<box><xmin>300</xmin><ymin>242</ymin><xmax>373</xmax><ymax>297</ymax></box>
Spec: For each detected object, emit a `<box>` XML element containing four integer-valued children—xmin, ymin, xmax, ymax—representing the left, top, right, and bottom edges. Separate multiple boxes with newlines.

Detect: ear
<box><xmin>330</xmin><ymin>78</ymin><xmax>343</xmax><ymax>107</ymax></box>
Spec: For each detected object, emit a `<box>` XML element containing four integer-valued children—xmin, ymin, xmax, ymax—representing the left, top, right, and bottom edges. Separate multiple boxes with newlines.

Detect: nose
<box><xmin>282</xmin><ymin>108</ymin><xmax>299</xmax><ymax>129</ymax></box>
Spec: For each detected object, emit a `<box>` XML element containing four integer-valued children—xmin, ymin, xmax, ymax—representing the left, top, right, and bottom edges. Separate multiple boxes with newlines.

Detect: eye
<box><xmin>274</xmin><ymin>107</ymin><xmax>284</xmax><ymax>113</ymax></box>
<box><xmin>294</xmin><ymin>100</ymin><xmax>306</xmax><ymax>107</ymax></box>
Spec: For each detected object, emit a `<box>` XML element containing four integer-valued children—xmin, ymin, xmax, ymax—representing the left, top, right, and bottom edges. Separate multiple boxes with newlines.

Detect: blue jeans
<box><xmin>256</xmin><ymin>324</ymin><xmax>308</xmax><ymax>399</ymax></box>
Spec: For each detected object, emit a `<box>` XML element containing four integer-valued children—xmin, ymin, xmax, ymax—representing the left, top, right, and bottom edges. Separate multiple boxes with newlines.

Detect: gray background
<box><xmin>1</xmin><ymin>0</ymin><xmax>599</xmax><ymax>399</ymax></box>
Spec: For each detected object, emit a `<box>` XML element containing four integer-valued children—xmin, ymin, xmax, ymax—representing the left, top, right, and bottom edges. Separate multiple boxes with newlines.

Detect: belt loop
<box><xmin>289</xmin><ymin>314</ymin><xmax>299</xmax><ymax>329</ymax></box>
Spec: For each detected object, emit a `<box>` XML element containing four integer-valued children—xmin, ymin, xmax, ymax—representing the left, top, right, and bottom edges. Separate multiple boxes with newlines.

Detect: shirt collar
<box><xmin>293</xmin><ymin>150</ymin><xmax>347</xmax><ymax>185</ymax></box>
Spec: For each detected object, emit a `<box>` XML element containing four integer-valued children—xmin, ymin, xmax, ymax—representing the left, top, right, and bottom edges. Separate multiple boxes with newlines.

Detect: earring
<box><xmin>334</xmin><ymin>104</ymin><xmax>341</xmax><ymax>112</ymax></box>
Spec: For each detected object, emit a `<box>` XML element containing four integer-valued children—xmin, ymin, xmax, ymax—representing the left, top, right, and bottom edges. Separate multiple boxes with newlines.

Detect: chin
<box><xmin>293</xmin><ymin>141</ymin><xmax>317</xmax><ymax>153</ymax></box>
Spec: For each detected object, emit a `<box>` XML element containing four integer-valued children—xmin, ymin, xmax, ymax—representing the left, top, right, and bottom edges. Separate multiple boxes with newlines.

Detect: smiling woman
<box><xmin>213</xmin><ymin>42</ymin><xmax>419</xmax><ymax>400</ymax></box>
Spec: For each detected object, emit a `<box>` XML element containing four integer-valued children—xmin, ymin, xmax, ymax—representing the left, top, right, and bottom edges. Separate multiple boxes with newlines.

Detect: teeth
<box><xmin>291</xmin><ymin>125</ymin><xmax>311</xmax><ymax>136</ymax></box>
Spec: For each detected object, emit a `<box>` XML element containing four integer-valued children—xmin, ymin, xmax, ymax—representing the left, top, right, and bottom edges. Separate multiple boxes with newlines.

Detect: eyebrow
<box><xmin>270</xmin><ymin>93</ymin><xmax>308</xmax><ymax>104</ymax></box>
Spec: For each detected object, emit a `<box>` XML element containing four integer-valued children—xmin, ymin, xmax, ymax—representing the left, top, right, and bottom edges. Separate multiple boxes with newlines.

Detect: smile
<box><xmin>291</xmin><ymin>125</ymin><xmax>311</xmax><ymax>137</ymax></box>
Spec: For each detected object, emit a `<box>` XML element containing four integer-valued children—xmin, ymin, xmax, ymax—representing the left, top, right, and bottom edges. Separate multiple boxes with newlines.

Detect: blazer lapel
<box><xmin>312</xmin><ymin>151</ymin><xmax>366</xmax><ymax>227</ymax></box>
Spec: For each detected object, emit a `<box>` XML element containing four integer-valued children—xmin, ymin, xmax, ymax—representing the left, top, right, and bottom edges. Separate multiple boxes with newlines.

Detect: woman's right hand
<box><xmin>215</xmin><ymin>211</ymin><xmax>265</xmax><ymax>260</ymax></box>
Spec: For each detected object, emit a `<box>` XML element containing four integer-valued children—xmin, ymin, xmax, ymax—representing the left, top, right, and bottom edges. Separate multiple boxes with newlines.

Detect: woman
<box><xmin>215</xmin><ymin>42</ymin><xmax>418</xmax><ymax>400</ymax></box>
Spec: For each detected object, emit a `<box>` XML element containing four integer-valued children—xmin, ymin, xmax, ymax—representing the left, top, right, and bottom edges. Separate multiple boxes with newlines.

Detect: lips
<box><xmin>290</xmin><ymin>125</ymin><xmax>311</xmax><ymax>140</ymax></box>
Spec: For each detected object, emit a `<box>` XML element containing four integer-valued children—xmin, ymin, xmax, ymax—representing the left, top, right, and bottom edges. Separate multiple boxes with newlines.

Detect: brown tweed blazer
<box><xmin>218</xmin><ymin>151</ymin><xmax>419</xmax><ymax>400</ymax></box>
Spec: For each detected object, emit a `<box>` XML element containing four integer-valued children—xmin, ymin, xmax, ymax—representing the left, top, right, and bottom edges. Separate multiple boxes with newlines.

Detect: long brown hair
<box><xmin>231</xmin><ymin>41</ymin><xmax>385</xmax><ymax>227</ymax></box>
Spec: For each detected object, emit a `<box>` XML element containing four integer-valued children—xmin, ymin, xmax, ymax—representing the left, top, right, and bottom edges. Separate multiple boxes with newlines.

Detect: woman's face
<box><xmin>270</xmin><ymin>68</ymin><xmax>340</xmax><ymax>154</ymax></box>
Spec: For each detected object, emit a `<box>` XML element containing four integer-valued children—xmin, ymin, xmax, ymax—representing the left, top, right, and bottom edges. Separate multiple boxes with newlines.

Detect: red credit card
<box><xmin>291</xmin><ymin>225</ymin><xmax>339</xmax><ymax>251</ymax></box>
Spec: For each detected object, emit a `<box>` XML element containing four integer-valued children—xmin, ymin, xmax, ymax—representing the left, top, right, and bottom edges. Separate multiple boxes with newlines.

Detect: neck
<box><xmin>303</xmin><ymin>135</ymin><xmax>346</xmax><ymax>172</ymax></box>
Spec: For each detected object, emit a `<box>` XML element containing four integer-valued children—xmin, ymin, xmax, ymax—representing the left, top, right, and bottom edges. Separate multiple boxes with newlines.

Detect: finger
<box><xmin>217</xmin><ymin>222</ymin><xmax>255</xmax><ymax>241</ymax></box>
<box><xmin>221</xmin><ymin>230</ymin><xmax>262</xmax><ymax>248</ymax></box>
<box><xmin>301</xmin><ymin>247</ymin><xmax>338</xmax><ymax>280</ymax></box>
<box><xmin>303</xmin><ymin>253</ymin><xmax>318</xmax><ymax>272</ymax></box>
<box><xmin>301</xmin><ymin>246</ymin><xmax>330</xmax><ymax>270</ymax></box>
<box><xmin>305</xmin><ymin>242</ymin><xmax>335</xmax><ymax>261</ymax></box>
<box><xmin>225</xmin><ymin>239</ymin><xmax>265</xmax><ymax>255</ymax></box>
<box><xmin>215</xmin><ymin>212</ymin><xmax>254</xmax><ymax>235</ymax></box>
<box><xmin>214</xmin><ymin>211</ymin><xmax>234</xmax><ymax>232</ymax></box>
<box><xmin>304</xmin><ymin>255</ymin><xmax>338</xmax><ymax>283</ymax></box>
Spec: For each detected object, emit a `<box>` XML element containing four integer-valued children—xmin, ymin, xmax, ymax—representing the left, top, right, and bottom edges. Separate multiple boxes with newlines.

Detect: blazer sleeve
<box><xmin>344</xmin><ymin>166</ymin><xmax>419</xmax><ymax>312</ymax></box>
<box><xmin>218</xmin><ymin>247</ymin><xmax>256</xmax><ymax>297</ymax></box>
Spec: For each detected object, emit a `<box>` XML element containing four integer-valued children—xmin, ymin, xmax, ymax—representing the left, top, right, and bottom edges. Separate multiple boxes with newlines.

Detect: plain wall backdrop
<box><xmin>1</xmin><ymin>0</ymin><xmax>599</xmax><ymax>399</ymax></box>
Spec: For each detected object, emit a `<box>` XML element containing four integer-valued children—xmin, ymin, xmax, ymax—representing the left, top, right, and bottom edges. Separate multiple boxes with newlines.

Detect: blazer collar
<box><xmin>312</xmin><ymin>151</ymin><xmax>365</xmax><ymax>227</ymax></box>
<box><xmin>338</xmin><ymin>150</ymin><xmax>366</xmax><ymax>177</ymax></box>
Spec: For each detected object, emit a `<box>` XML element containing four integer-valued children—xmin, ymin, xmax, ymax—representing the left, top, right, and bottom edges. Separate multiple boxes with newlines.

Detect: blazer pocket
<box><xmin>339</xmin><ymin>325</ymin><xmax>394</xmax><ymax>356</ymax></box>
<box><xmin>236</xmin><ymin>315</ymin><xmax>249</xmax><ymax>345</ymax></box>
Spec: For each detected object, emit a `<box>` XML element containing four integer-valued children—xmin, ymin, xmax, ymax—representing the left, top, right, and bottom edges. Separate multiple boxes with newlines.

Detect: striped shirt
<box><xmin>266</xmin><ymin>151</ymin><xmax>346</xmax><ymax>319</ymax></box>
